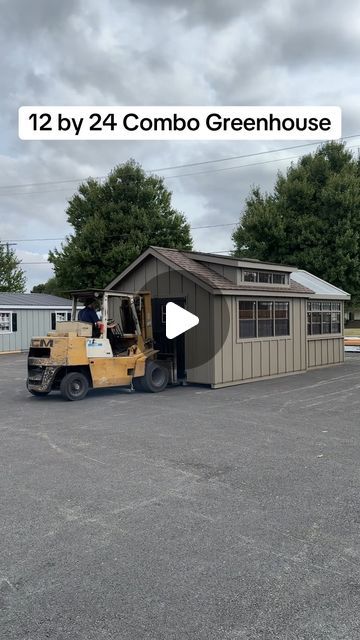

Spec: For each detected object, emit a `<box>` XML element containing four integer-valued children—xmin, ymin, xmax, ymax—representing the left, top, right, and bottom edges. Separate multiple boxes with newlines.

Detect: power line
<box><xmin>3</xmin><ymin>222</ymin><xmax>238</xmax><ymax>243</ymax></box>
<box><xmin>20</xmin><ymin>250</ymin><xmax>234</xmax><ymax>265</ymax></box>
<box><xmin>1</xmin><ymin>140</ymin><xmax>359</xmax><ymax>199</ymax></box>
<box><xmin>0</xmin><ymin>133</ymin><xmax>359</xmax><ymax>193</ymax></box>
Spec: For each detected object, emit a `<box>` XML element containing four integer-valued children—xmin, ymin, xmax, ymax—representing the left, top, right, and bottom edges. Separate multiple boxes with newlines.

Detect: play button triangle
<box><xmin>165</xmin><ymin>302</ymin><xmax>199</xmax><ymax>339</ymax></box>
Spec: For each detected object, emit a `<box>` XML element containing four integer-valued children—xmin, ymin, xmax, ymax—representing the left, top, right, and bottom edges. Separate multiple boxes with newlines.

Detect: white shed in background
<box><xmin>0</xmin><ymin>293</ymin><xmax>73</xmax><ymax>353</ymax></box>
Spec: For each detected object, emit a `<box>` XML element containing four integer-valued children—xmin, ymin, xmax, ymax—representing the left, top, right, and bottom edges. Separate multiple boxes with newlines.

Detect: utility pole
<box><xmin>0</xmin><ymin>242</ymin><xmax>17</xmax><ymax>254</ymax></box>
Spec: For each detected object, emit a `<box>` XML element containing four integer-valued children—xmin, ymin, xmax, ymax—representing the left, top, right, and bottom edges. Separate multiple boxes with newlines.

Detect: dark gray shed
<box><xmin>0</xmin><ymin>293</ymin><xmax>73</xmax><ymax>353</ymax></box>
<box><xmin>108</xmin><ymin>247</ymin><xmax>350</xmax><ymax>388</ymax></box>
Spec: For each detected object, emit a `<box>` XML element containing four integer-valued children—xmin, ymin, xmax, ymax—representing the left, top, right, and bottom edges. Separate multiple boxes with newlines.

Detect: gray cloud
<box><xmin>0</xmin><ymin>0</ymin><xmax>359</xmax><ymax>290</ymax></box>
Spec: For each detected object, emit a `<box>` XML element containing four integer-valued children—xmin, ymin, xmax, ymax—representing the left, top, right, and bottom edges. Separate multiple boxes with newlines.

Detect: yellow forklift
<box><xmin>27</xmin><ymin>289</ymin><xmax>170</xmax><ymax>401</ymax></box>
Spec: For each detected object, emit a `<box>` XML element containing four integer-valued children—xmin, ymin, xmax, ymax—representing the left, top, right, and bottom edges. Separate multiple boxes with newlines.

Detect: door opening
<box><xmin>152</xmin><ymin>297</ymin><xmax>186</xmax><ymax>381</ymax></box>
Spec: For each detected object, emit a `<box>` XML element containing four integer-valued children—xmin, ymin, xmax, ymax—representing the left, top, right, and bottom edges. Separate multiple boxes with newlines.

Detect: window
<box><xmin>56</xmin><ymin>312</ymin><xmax>67</xmax><ymax>322</ymax></box>
<box><xmin>0</xmin><ymin>312</ymin><xmax>17</xmax><ymax>333</ymax></box>
<box><xmin>258</xmin><ymin>301</ymin><xmax>273</xmax><ymax>337</ymax></box>
<box><xmin>238</xmin><ymin>301</ymin><xmax>256</xmax><ymax>338</ymax></box>
<box><xmin>243</xmin><ymin>271</ymin><xmax>258</xmax><ymax>283</ymax></box>
<box><xmin>273</xmin><ymin>273</ymin><xmax>286</xmax><ymax>285</ymax></box>
<box><xmin>238</xmin><ymin>300</ymin><xmax>290</xmax><ymax>339</ymax></box>
<box><xmin>275</xmin><ymin>301</ymin><xmax>290</xmax><ymax>336</ymax></box>
<box><xmin>307</xmin><ymin>301</ymin><xmax>341</xmax><ymax>335</ymax></box>
<box><xmin>52</xmin><ymin>311</ymin><xmax>72</xmax><ymax>329</ymax></box>
<box><xmin>258</xmin><ymin>272</ymin><xmax>272</xmax><ymax>284</ymax></box>
<box><xmin>243</xmin><ymin>270</ymin><xmax>288</xmax><ymax>284</ymax></box>
<box><xmin>0</xmin><ymin>312</ymin><xmax>11</xmax><ymax>333</ymax></box>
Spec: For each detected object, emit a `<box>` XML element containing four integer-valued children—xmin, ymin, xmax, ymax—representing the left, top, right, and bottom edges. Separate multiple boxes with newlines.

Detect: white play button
<box><xmin>165</xmin><ymin>302</ymin><xmax>199</xmax><ymax>339</ymax></box>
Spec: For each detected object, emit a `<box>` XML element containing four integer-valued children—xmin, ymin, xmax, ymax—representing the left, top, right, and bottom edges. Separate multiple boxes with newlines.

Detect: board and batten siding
<box><xmin>306</xmin><ymin>301</ymin><xmax>345</xmax><ymax>368</ymax></box>
<box><xmin>212</xmin><ymin>297</ymin><xmax>307</xmax><ymax>387</ymax></box>
<box><xmin>307</xmin><ymin>338</ymin><xmax>344</xmax><ymax>368</ymax></box>
<box><xmin>111</xmin><ymin>255</ymin><xmax>214</xmax><ymax>384</ymax></box>
<box><xmin>0</xmin><ymin>308</ymin><xmax>70</xmax><ymax>353</ymax></box>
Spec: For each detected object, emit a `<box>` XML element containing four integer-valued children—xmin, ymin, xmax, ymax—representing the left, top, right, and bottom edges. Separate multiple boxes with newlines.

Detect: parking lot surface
<box><xmin>1</xmin><ymin>354</ymin><xmax>360</xmax><ymax>640</ymax></box>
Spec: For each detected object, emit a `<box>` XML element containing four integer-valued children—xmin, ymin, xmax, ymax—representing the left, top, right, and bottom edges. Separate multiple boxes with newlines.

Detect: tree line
<box><xmin>2</xmin><ymin>143</ymin><xmax>360</xmax><ymax>305</ymax></box>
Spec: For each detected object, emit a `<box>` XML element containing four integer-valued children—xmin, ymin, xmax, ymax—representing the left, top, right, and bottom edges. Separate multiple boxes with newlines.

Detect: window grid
<box><xmin>238</xmin><ymin>300</ymin><xmax>290</xmax><ymax>339</ymax></box>
<box><xmin>243</xmin><ymin>270</ymin><xmax>287</xmax><ymax>285</ymax></box>
<box><xmin>307</xmin><ymin>301</ymin><xmax>341</xmax><ymax>335</ymax></box>
<box><xmin>0</xmin><ymin>311</ymin><xmax>12</xmax><ymax>333</ymax></box>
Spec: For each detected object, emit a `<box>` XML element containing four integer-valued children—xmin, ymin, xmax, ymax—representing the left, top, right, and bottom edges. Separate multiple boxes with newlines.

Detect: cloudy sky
<box><xmin>1</xmin><ymin>0</ymin><xmax>360</xmax><ymax>290</ymax></box>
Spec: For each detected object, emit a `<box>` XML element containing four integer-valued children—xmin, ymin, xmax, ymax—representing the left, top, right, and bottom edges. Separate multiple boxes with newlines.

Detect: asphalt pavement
<box><xmin>1</xmin><ymin>354</ymin><xmax>360</xmax><ymax>640</ymax></box>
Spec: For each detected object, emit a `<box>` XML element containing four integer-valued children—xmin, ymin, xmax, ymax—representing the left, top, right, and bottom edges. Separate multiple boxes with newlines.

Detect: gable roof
<box><xmin>0</xmin><ymin>293</ymin><xmax>72</xmax><ymax>309</ymax></box>
<box><xmin>108</xmin><ymin>246</ymin><xmax>314</xmax><ymax>296</ymax></box>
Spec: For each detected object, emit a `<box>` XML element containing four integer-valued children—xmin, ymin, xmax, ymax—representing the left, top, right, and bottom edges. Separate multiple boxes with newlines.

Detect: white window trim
<box><xmin>55</xmin><ymin>311</ymin><xmax>68</xmax><ymax>322</ymax></box>
<box><xmin>0</xmin><ymin>310</ymin><xmax>13</xmax><ymax>334</ymax></box>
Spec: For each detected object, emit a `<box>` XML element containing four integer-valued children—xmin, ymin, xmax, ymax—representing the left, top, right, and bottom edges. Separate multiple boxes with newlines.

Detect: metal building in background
<box><xmin>0</xmin><ymin>293</ymin><xmax>73</xmax><ymax>354</ymax></box>
<box><xmin>108</xmin><ymin>247</ymin><xmax>350</xmax><ymax>388</ymax></box>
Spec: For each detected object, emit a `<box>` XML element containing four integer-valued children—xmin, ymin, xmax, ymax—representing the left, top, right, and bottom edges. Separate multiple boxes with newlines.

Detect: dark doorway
<box><xmin>152</xmin><ymin>297</ymin><xmax>186</xmax><ymax>381</ymax></box>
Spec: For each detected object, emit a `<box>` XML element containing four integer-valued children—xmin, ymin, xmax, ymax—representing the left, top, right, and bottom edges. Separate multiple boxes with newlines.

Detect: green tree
<box><xmin>232</xmin><ymin>142</ymin><xmax>360</xmax><ymax>301</ymax></box>
<box><xmin>31</xmin><ymin>277</ymin><xmax>67</xmax><ymax>296</ymax></box>
<box><xmin>49</xmin><ymin>160</ymin><xmax>193</xmax><ymax>290</ymax></box>
<box><xmin>0</xmin><ymin>243</ymin><xmax>26</xmax><ymax>292</ymax></box>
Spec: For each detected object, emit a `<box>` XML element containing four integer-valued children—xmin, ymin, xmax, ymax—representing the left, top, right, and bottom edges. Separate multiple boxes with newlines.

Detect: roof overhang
<box><xmin>216</xmin><ymin>289</ymin><xmax>310</xmax><ymax>297</ymax></box>
<box><xmin>0</xmin><ymin>305</ymin><xmax>73</xmax><ymax>310</ymax></box>
<box><xmin>185</xmin><ymin>251</ymin><xmax>296</xmax><ymax>273</ymax></box>
<box><xmin>107</xmin><ymin>247</ymin><xmax>216</xmax><ymax>294</ymax></box>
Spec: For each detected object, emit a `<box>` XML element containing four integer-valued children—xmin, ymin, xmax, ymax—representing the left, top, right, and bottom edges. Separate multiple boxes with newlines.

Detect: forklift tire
<box><xmin>134</xmin><ymin>361</ymin><xmax>169</xmax><ymax>393</ymax></box>
<box><xmin>60</xmin><ymin>371</ymin><xmax>89</xmax><ymax>401</ymax></box>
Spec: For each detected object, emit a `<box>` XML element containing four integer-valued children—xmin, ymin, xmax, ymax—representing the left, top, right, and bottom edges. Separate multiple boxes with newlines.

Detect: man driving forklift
<box><xmin>78</xmin><ymin>298</ymin><xmax>101</xmax><ymax>336</ymax></box>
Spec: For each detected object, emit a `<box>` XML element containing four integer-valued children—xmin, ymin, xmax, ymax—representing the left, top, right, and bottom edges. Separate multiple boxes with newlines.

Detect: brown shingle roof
<box><xmin>153</xmin><ymin>247</ymin><xmax>314</xmax><ymax>295</ymax></box>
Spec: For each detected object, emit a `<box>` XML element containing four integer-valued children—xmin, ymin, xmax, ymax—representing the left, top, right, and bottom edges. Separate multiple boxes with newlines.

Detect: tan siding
<box><xmin>307</xmin><ymin>337</ymin><xmax>344</xmax><ymax>368</ymax></box>
<box><xmin>223</xmin><ymin>266</ymin><xmax>237</xmax><ymax>283</ymax></box>
<box><xmin>169</xmin><ymin>269</ymin><xmax>183</xmax><ymax>297</ymax></box>
<box><xmin>115</xmin><ymin>272</ymin><xmax>136</xmax><ymax>291</ymax></box>
<box><xmin>212</xmin><ymin>297</ymin><xmax>223</xmax><ymax>385</ymax></box>
<box><xmin>213</xmin><ymin>297</ymin><xmax>307</xmax><ymax>385</ymax></box>
<box><xmin>221</xmin><ymin>297</ymin><xmax>233</xmax><ymax>383</ymax></box>
<box><xmin>201</xmin><ymin>262</ymin><xmax>237</xmax><ymax>284</ymax></box>
<box><xmin>297</xmin><ymin>300</ymin><xmax>308</xmax><ymax>371</ymax></box>
<box><xmin>156</xmin><ymin>261</ymin><xmax>171</xmax><ymax>296</ymax></box>
<box><xmin>252</xmin><ymin>342</ymin><xmax>261</xmax><ymax>378</ymax></box>
<box><xmin>133</xmin><ymin>262</ymin><xmax>147</xmax><ymax>292</ymax></box>
<box><xmin>261</xmin><ymin>341</ymin><xmax>270</xmax><ymax>377</ymax></box>
<box><xmin>242</xmin><ymin>342</ymin><xmax>252</xmax><ymax>379</ymax></box>
<box><xmin>308</xmin><ymin>340</ymin><xmax>315</xmax><ymax>367</ymax></box>
<box><xmin>233</xmin><ymin>340</ymin><xmax>243</xmax><ymax>382</ymax></box>
<box><xmin>321</xmin><ymin>340</ymin><xmax>327</xmax><ymax>365</ymax></box>
<box><xmin>269</xmin><ymin>341</ymin><xmax>278</xmax><ymax>375</ymax></box>
<box><xmin>191</xmin><ymin>286</ymin><xmax>211</xmax><ymax>384</ymax></box>
<box><xmin>277</xmin><ymin>339</ymin><xmax>286</xmax><ymax>373</ymax></box>
<box><xmin>207</xmin><ymin>263</ymin><xmax>224</xmax><ymax>276</ymax></box>
<box><xmin>145</xmin><ymin>256</ymin><xmax>158</xmax><ymax>296</ymax></box>
<box><xmin>315</xmin><ymin>341</ymin><xmax>322</xmax><ymax>366</ymax></box>
<box><xmin>285</xmin><ymin>339</ymin><xmax>292</xmax><ymax>372</ymax></box>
